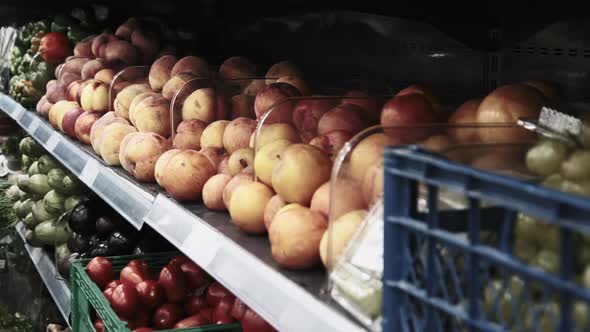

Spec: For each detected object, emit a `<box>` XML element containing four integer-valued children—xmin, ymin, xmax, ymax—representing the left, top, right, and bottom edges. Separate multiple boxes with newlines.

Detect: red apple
<box><xmin>309</xmin><ymin>130</ymin><xmax>353</xmax><ymax>160</ymax></box>
<box><xmin>206</xmin><ymin>281</ymin><xmax>234</xmax><ymax>307</ymax></box>
<box><xmin>254</xmin><ymin>82</ymin><xmax>301</xmax><ymax>124</ymax></box>
<box><xmin>380</xmin><ymin>93</ymin><xmax>437</xmax><ymax>142</ymax></box>
<box><xmin>180</xmin><ymin>260</ymin><xmax>209</xmax><ymax>290</ymax></box>
<box><xmin>395</xmin><ymin>84</ymin><xmax>445</xmax><ymax>120</ymax></box>
<box><xmin>292</xmin><ymin>98</ymin><xmax>338</xmax><ymax>137</ymax></box>
<box><xmin>341</xmin><ymin>90</ymin><xmax>382</xmax><ymax>123</ymax></box>
<box><xmin>213</xmin><ymin>296</ymin><xmax>236</xmax><ymax>324</ymax></box>
<box><xmin>185</xmin><ymin>295</ymin><xmax>209</xmax><ymax>315</ymax></box>
<box><xmin>111</xmin><ymin>284</ymin><xmax>140</xmax><ymax>318</ymax></box>
<box><xmin>136</xmin><ymin>280</ymin><xmax>165</xmax><ymax>309</ymax></box>
<box><xmin>317</xmin><ymin>104</ymin><xmax>365</xmax><ymax>135</ymax></box>
<box><xmin>153</xmin><ymin>303</ymin><xmax>184</xmax><ymax>329</ymax></box>
<box><xmin>447</xmin><ymin>98</ymin><xmax>482</xmax><ymax>144</ymax></box>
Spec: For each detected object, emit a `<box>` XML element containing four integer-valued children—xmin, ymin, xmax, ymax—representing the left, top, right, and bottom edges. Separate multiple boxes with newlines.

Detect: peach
<box><xmin>265</xmin><ymin>61</ymin><xmax>303</xmax><ymax>85</ymax></box>
<box><xmin>243</xmin><ymin>79</ymin><xmax>267</xmax><ymax>96</ymax></box>
<box><xmin>105</xmin><ymin>40</ymin><xmax>139</xmax><ymax>65</ymax></box>
<box><xmin>73</xmin><ymin>35</ymin><xmax>94</xmax><ymax>57</ymax></box>
<box><xmin>149</xmin><ymin>55</ymin><xmax>178</xmax><ymax>92</ymax></box>
<box><xmin>319</xmin><ymin>209</ymin><xmax>366</xmax><ymax>269</ymax></box>
<box><xmin>173</xmin><ymin>120</ymin><xmax>207</xmax><ymax>150</ymax></box>
<box><xmin>310</xmin><ymin>179</ymin><xmax>366</xmax><ymax>220</ymax></box>
<box><xmin>80</xmin><ymin>80</ymin><xmax>110</xmax><ymax>112</ymax></box>
<box><xmin>199</xmin><ymin>147</ymin><xmax>227</xmax><ymax>169</ymax></box>
<box><xmin>66</xmin><ymin>80</ymin><xmax>84</xmax><ymax>102</ymax></box>
<box><xmin>91</xmin><ymin>33</ymin><xmax>117</xmax><ymax>57</ymax></box>
<box><xmin>272</xmin><ymin>144</ymin><xmax>332</xmax><ymax>205</ymax></box>
<box><xmin>222</xmin><ymin>117</ymin><xmax>257</xmax><ymax>153</ymax></box>
<box><xmin>114</xmin><ymin>84</ymin><xmax>152</xmax><ymax>120</ymax></box>
<box><xmin>49</xmin><ymin>101</ymin><xmax>79</xmax><ymax>129</ymax></box>
<box><xmin>36</xmin><ymin>96</ymin><xmax>52</xmax><ymax>117</ymax></box>
<box><xmin>181</xmin><ymin>88</ymin><xmax>217</xmax><ymax>123</ymax></box>
<box><xmin>203</xmin><ymin>174</ymin><xmax>232</xmax><ymax>211</ymax></box>
<box><xmin>75</xmin><ymin>112</ymin><xmax>102</xmax><ymax>144</ymax></box>
<box><xmin>98</xmin><ymin>123</ymin><xmax>137</xmax><ymax>165</ymax></box>
<box><xmin>129</xmin><ymin>93</ymin><xmax>171</xmax><ymax>137</ymax></box>
<box><xmin>222</xmin><ymin>173</ymin><xmax>254</xmax><ymax>209</ymax></box>
<box><xmin>81</xmin><ymin>59</ymin><xmax>108</xmax><ymax>80</ymax></box>
<box><xmin>162</xmin><ymin>73</ymin><xmax>195</xmax><ymax>100</ymax></box>
<box><xmin>276</xmin><ymin>76</ymin><xmax>310</xmax><ymax>95</ymax></box>
<box><xmin>269</xmin><ymin>204</ymin><xmax>327</xmax><ymax>269</ymax></box>
<box><xmin>119</xmin><ymin>132</ymin><xmax>171</xmax><ymax>182</ymax></box>
<box><xmin>61</xmin><ymin>107</ymin><xmax>85</xmax><ymax>137</ymax></box>
<box><xmin>309</xmin><ymin>130</ymin><xmax>353</xmax><ymax>160</ymax></box>
<box><xmin>171</xmin><ymin>56</ymin><xmax>209</xmax><ymax>78</ymax></box>
<box><xmin>254</xmin><ymin>139</ymin><xmax>293</xmax><ymax>186</ymax></box>
<box><xmin>420</xmin><ymin>134</ymin><xmax>453</xmax><ymax>152</ymax></box>
<box><xmin>447</xmin><ymin>98</ymin><xmax>483</xmax><ymax>144</ymax></box>
<box><xmin>217</xmin><ymin>156</ymin><xmax>230</xmax><ymax>176</ymax></box>
<box><xmin>90</xmin><ymin>112</ymin><xmax>130</xmax><ymax>153</ymax></box>
<box><xmin>155</xmin><ymin>149</ymin><xmax>183</xmax><ymax>186</ymax></box>
<box><xmin>255</xmin><ymin>123</ymin><xmax>300</xmax><ymax>150</ymax></box>
<box><xmin>230</xmin><ymin>94</ymin><xmax>255</xmax><ymax>119</ymax></box>
<box><xmin>94</xmin><ymin>69</ymin><xmax>116</xmax><ymax>85</ymax></box>
<box><xmin>361</xmin><ymin>163</ymin><xmax>383</xmax><ymax>207</ymax></box>
<box><xmin>219</xmin><ymin>56</ymin><xmax>257</xmax><ymax>80</ymax></box>
<box><xmin>292</xmin><ymin>98</ymin><xmax>338</xmax><ymax>137</ymax></box>
<box><xmin>131</xmin><ymin>28</ymin><xmax>160</xmax><ymax>63</ymax></box>
<box><xmin>229</xmin><ymin>182</ymin><xmax>274</xmax><ymax>234</ymax></box>
<box><xmin>264</xmin><ymin>195</ymin><xmax>286</xmax><ymax>230</ymax></box>
<box><xmin>254</xmin><ymin>82</ymin><xmax>301</xmax><ymax>123</ymax></box>
<box><xmin>317</xmin><ymin>104</ymin><xmax>365</xmax><ymax>136</ymax></box>
<box><xmin>201</xmin><ymin>120</ymin><xmax>230</xmax><ymax>149</ymax></box>
<box><xmin>349</xmin><ymin>133</ymin><xmax>400</xmax><ymax>183</ymax></box>
<box><xmin>157</xmin><ymin>150</ymin><xmax>216</xmax><ymax>200</ymax></box>
<box><xmin>129</xmin><ymin>92</ymin><xmax>160</xmax><ymax>119</ymax></box>
<box><xmin>228</xmin><ymin>147</ymin><xmax>255</xmax><ymax>176</ymax></box>
<box><xmin>115</xmin><ymin>18</ymin><xmax>139</xmax><ymax>40</ymax></box>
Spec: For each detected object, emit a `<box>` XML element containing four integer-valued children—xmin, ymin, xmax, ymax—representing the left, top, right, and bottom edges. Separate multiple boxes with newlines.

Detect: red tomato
<box><xmin>120</xmin><ymin>260</ymin><xmax>153</xmax><ymax>288</ymax></box>
<box><xmin>231</xmin><ymin>298</ymin><xmax>247</xmax><ymax>320</ymax></box>
<box><xmin>111</xmin><ymin>284</ymin><xmax>140</xmax><ymax>318</ymax></box>
<box><xmin>184</xmin><ymin>295</ymin><xmax>209</xmax><ymax>315</ymax></box>
<box><xmin>127</xmin><ymin>259</ymin><xmax>152</xmax><ymax>277</ymax></box>
<box><xmin>86</xmin><ymin>257</ymin><xmax>114</xmax><ymax>290</ymax></box>
<box><xmin>106</xmin><ymin>280</ymin><xmax>122</xmax><ymax>290</ymax></box>
<box><xmin>153</xmin><ymin>303</ymin><xmax>184</xmax><ymax>329</ymax></box>
<box><xmin>179</xmin><ymin>260</ymin><xmax>209</xmax><ymax>289</ymax></box>
<box><xmin>158</xmin><ymin>263</ymin><xmax>188</xmax><ymax>303</ymax></box>
<box><xmin>199</xmin><ymin>308</ymin><xmax>213</xmax><ymax>322</ymax></box>
<box><xmin>103</xmin><ymin>287</ymin><xmax>115</xmax><ymax>304</ymax></box>
<box><xmin>39</xmin><ymin>32</ymin><xmax>71</xmax><ymax>64</ymax></box>
<box><xmin>174</xmin><ymin>314</ymin><xmax>210</xmax><ymax>328</ymax></box>
<box><xmin>206</xmin><ymin>281</ymin><xmax>234</xmax><ymax>307</ymax></box>
<box><xmin>94</xmin><ymin>318</ymin><xmax>105</xmax><ymax>332</ymax></box>
<box><xmin>213</xmin><ymin>296</ymin><xmax>236</xmax><ymax>324</ymax></box>
<box><xmin>128</xmin><ymin>311</ymin><xmax>150</xmax><ymax>329</ymax></box>
<box><xmin>136</xmin><ymin>280</ymin><xmax>165</xmax><ymax>309</ymax></box>
<box><xmin>241</xmin><ymin>309</ymin><xmax>277</xmax><ymax>332</ymax></box>
<box><xmin>133</xmin><ymin>328</ymin><xmax>154</xmax><ymax>332</ymax></box>
<box><xmin>169</xmin><ymin>255</ymin><xmax>190</xmax><ymax>266</ymax></box>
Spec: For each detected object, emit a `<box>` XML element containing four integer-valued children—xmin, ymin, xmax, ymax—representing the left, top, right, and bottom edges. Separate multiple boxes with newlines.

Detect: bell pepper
<box><xmin>39</xmin><ymin>32</ymin><xmax>71</xmax><ymax>65</ymax></box>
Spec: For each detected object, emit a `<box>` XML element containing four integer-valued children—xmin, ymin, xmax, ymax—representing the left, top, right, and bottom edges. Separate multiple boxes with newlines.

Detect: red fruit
<box><xmin>206</xmin><ymin>281</ymin><xmax>234</xmax><ymax>307</ymax></box>
<box><xmin>231</xmin><ymin>298</ymin><xmax>247</xmax><ymax>320</ymax></box>
<box><xmin>86</xmin><ymin>257</ymin><xmax>114</xmax><ymax>290</ymax></box>
<box><xmin>128</xmin><ymin>311</ymin><xmax>150</xmax><ymax>329</ymax></box>
<box><xmin>199</xmin><ymin>308</ymin><xmax>213</xmax><ymax>322</ymax></box>
<box><xmin>159</xmin><ymin>263</ymin><xmax>189</xmax><ymax>303</ymax></box>
<box><xmin>39</xmin><ymin>32</ymin><xmax>72</xmax><ymax>64</ymax></box>
<box><xmin>94</xmin><ymin>318</ymin><xmax>105</xmax><ymax>332</ymax></box>
<box><xmin>174</xmin><ymin>314</ymin><xmax>210</xmax><ymax>328</ymax></box>
<box><xmin>136</xmin><ymin>280</ymin><xmax>165</xmax><ymax>309</ymax></box>
<box><xmin>105</xmin><ymin>280</ymin><xmax>122</xmax><ymax>290</ymax></box>
<box><xmin>213</xmin><ymin>296</ymin><xmax>236</xmax><ymax>324</ymax></box>
<box><xmin>133</xmin><ymin>329</ymin><xmax>154</xmax><ymax>332</ymax></box>
<box><xmin>241</xmin><ymin>309</ymin><xmax>276</xmax><ymax>332</ymax></box>
<box><xmin>169</xmin><ymin>255</ymin><xmax>190</xmax><ymax>266</ymax></box>
<box><xmin>180</xmin><ymin>260</ymin><xmax>209</xmax><ymax>289</ymax></box>
<box><xmin>153</xmin><ymin>303</ymin><xmax>184</xmax><ymax>329</ymax></box>
<box><xmin>111</xmin><ymin>284</ymin><xmax>140</xmax><ymax>318</ymax></box>
<box><xmin>185</xmin><ymin>295</ymin><xmax>209</xmax><ymax>315</ymax></box>
<box><xmin>120</xmin><ymin>260</ymin><xmax>152</xmax><ymax>288</ymax></box>
<box><xmin>103</xmin><ymin>287</ymin><xmax>115</xmax><ymax>304</ymax></box>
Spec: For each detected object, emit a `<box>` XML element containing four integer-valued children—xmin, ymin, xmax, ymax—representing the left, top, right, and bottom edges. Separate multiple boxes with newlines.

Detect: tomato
<box><xmin>153</xmin><ymin>303</ymin><xmax>184</xmax><ymax>329</ymax></box>
<box><xmin>111</xmin><ymin>284</ymin><xmax>140</xmax><ymax>318</ymax></box>
<box><xmin>94</xmin><ymin>318</ymin><xmax>105</xmax><ymax>332</ymax></box>
<box><xmin>159</xmin><ymin>263</ymin><xmax>188</xmax><ymax>303</ymax></box>
<box><xmin>241</xmin><ymin>309</ymin><xmax>276</xmax><ymax>332</ymax></box>
<box><xmin>169</xmin><ymin>255</ymin><xmax>190</xmax><ymax>266</ymax></box>
<box><xmin>103</xmin><ymin>287</ymin><xmax>115</xmax><ymax>304</ymax></box>
<box><xmin>106</xmin><ymin>280</ymin><xmax>122</xmax><ymax>290</ymax></box>
<box><xmin>206</xmin><ymin>281</ymin><xmax>234</xmax><ymax>307</ymax></box>
<box><xmin>39</xmin><ymin>32</ymin><xmax>71</xmax><ymax>64</ymax></box>
<box><xmin>180</xmin><ymin>260</ymin><xmax>209</xmax><ymax>290</ymax></box>
<box><xmin>231</xmin><ymin>298</ymin><xmax>247</xmax><ymax>321</ymax></box>
<box><xmin>86</xmin><ymin>257</ymin><xmax>114</xmax><ymax>290</ymax></box>
<box><xmin>136</xmin><ymin>280</ymin><xmax>165</xmax><ymax>309</ymax></box>
<box><xmin>174</xmin><ymin>314</ymin><xmax>210</xmax><ymax>328</ymax></box>
<box><xmin>121</xmin><ymin>260</ymin><xmax>153</xmax><ymax>287</ymax></box>
<box><xmin>199</xmin><ymin>308</ymin><xmax>213</xmax><ymax>322</ymax></box>
<box><xmin>213</xmin><ymin>296</ymin><xmax>236</xmax><ymax>324</ymax></box>
<box><xmin>128</xmin><ymin>311</ymin><xmax>150</xmax><ymax>329</ymax></box>
<box><xmin>184</xmin><ymin>295</ymin><xmax>209</xmax><ymax>315</ymax></box>
<box><xmin>133</xmin><ymin>328</ymin><xmax>154</xmax><ymax>332</ymax></box>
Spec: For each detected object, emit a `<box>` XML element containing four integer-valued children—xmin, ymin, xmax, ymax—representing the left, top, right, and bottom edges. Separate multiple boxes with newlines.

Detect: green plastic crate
<box><xmin>70</xmin><ymin>252</ymin><xmax>243</xmax><ymax>332</ymax></box>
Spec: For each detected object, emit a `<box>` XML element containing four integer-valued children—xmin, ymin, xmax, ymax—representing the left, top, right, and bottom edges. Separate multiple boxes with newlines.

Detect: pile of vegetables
<box><xmin>9</xmin><ymin>8</ymin><xmax>107</xmax><ymax>108</ymax></box>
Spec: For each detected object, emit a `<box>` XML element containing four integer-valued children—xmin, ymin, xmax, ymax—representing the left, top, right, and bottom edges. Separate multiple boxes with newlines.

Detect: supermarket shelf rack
<box><xmin>14</xmin><ymin>221</ymin><xmax>71</xmax><ymax>325</ymax></box>
<box><xmin>0</xmin><ymin>93</ymin><xmax>364</xmax><ymax>332</ymax></box>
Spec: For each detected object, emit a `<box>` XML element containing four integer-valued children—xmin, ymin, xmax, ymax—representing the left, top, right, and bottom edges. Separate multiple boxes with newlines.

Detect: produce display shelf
<box><xmin>0</xmin><ymin>93</ymin><xmax>365</xmax><ymax>332</ymax></box>
<box><xmin>14</xmin><ymin>221</ymin><xmax>71</xmax><ymax>325</ymax></box>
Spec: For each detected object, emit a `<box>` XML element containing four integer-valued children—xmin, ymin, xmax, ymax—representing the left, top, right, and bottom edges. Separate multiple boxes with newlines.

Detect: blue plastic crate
<box><xmin>382</xmin><ymin>145</ymin><xmax>590</xmax><ymax>332</ymax></box>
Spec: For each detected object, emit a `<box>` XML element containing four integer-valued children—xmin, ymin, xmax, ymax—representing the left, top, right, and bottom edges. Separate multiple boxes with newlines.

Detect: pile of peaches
<box><xmin>32</xmin><ymin>14</ymin><xmax>560</xmax><ymax>270</ymax></box>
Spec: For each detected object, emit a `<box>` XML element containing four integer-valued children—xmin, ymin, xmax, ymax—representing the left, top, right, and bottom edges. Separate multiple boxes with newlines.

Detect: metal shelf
<box><xmin>0</xmin><ymin>93</ymin><xmax>364</xmax><ymax>332</ymax></box>
<box><xmin>14</xmin><ymin>222</ymin><xmax>71</xmax><ymax>325</ymax></box>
